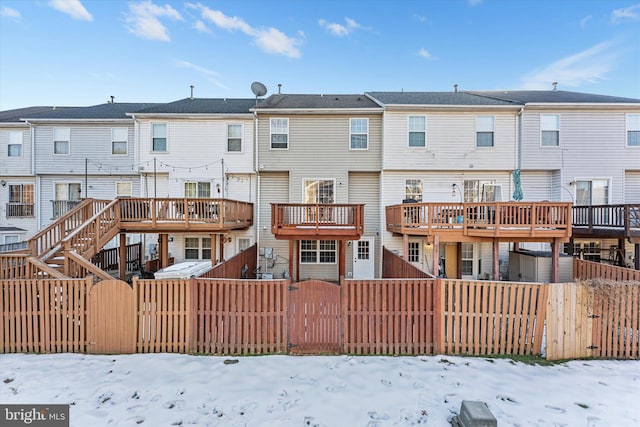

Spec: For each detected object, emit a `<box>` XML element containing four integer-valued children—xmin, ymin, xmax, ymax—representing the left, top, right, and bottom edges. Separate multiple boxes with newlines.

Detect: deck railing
<box><xmin>51</xmin><ymin>200</ymin><xmax>83</xmax><ymax>219</ymax></box>
<box><xmin>5</xmin><ymin>203</ymin><xmax>34</xmax><ymax>218</ymax></box>
<box><xmin>118</xmin><ymin>198</ymin><xmax>253</xmax><ymax>229</ymax></box>
<box><xmin>61</xmin><ymin>199</ymin><xmax>120</xmax><ymax>261</ymax></box>
<box><xmin>386</xmin><ymin>201</ymin><xmax>572</xmax><ymax>238</ymax></box>
<box><xmin>271</xmin><ymin>203</ymin><xmax>364</xmax><ymax>234</ymax></box>
<box><xmin>573</xmin><ymin>204</ymin><xmax>640</xmax><ymax>234</ymax></box>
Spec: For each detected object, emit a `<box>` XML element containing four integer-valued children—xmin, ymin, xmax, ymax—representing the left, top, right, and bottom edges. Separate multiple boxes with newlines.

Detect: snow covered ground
<box><xmin>1</xmin><ymin>353</ymin><xmax>638</xmax><ymax>426</ymax></box>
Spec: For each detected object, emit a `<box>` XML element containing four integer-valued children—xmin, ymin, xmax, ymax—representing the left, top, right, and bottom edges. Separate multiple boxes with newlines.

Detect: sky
<box><xmin>1</xmin><ymin>0</ymin><xmax>639</xmax><ymax>110</ymax></box>
<box><xmin>1</xmin><ymin>353</ymin><xmax>639</xmax><ymax>426</ymax></box>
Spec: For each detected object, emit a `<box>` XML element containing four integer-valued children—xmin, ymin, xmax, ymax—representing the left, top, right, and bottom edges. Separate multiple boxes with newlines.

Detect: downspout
<box><xmin>27</xmin><ymin>121</ymin><xmax>41</xmax><ymax>230</ymax></box>
<box><xmin>254</xmin><ymin>110</ymin><xmax>261</xmax><ymax>265</ymax></box>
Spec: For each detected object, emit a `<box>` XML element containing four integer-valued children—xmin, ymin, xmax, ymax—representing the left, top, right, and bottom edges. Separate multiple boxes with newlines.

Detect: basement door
<box><xmin>353</xmin><ymin>238</ymin><xmax>374</xmax><ymax>279</ymax></box>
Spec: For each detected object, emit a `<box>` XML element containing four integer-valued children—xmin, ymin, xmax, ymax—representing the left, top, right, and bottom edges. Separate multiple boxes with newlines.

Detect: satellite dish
<box><xmin>251</xmin><ymin>81</ymin><xmax>267</xmax><ymax>97</ymax></box>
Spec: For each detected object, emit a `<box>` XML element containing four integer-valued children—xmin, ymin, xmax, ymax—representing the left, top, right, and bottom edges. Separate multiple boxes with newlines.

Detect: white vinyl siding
<box><xmin>408</xmin><ymin>116</ymin><xmax>426</xmax><ymax>147</ymax></box>
<box><xmin>627</xmin><ymin>114</ymin><xmax>640</xmax><ymax>147</ymax></box>
<box><xmin>111</xmin><ymin>128</ymin><xmax>128</xmax><ymax>155</ymax></box>
<box><xmin>350</xmin><ymin>118</ymin><xmax>368</xmax><ymax>149</ymax></box>
<box><xmin>625</xmin><ymin>171</ymin><xmax>640</xmax><ymax>203</ymax></box>
<box><xmin>476</xmin><ymin>116</ymin><xmax>494</xmax><ymax>147</ymax></box>
<box><xmin>152</xmin><ymin>123</ymin><xmax>167</xmax><ymax>152</ymax></box>
<box><xmin>227</xmin><ymin>123</ymin><xmax>242</xmax><ymax>152</ymax></box>
<box><xmin>8</xmin><ymin>131</ymin><xmax>22</xmax><ymax>157</ymax></box>
<box><xmin>270</xmin><ymin>118</ymin><xmax>288</xmax><ymax>149</ymax></box>
<box><xmin>53</xmin><ymin>128</ymin><xmax>70</xmax><ymax>154</ymax></box>
<box><xmin>541</xmin><ymin>114</ymin><xmax>560</xmax><ymax>146</ymax></box>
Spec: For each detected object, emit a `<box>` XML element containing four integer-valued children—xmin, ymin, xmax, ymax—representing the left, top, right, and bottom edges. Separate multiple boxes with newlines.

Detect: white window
<box><xmin>8</xmin><ymin>184</ymin><xmax>34</xmax><ymax>217</ymax></box>
<box><xmin>53</xmin><ymin>128</ymin><xmax>70</xmax><ymax>154</ymax></box>
<box><xmin>270</xmin><ymin>118</ymin><xmax>288</xmax><ymax>149</ymax></box>
<box><xmin>408</xmin><ymin>116</ymin><xmax>426</xmax><ymax>147</ymax></box>
<box><xmin>627</xmin><ymin>114</ymin><xmax>640</xmax><ymax>147</ymax></box>
<box><xmin>476</xmin><ymin>116</ymin><xmax>494</xmax><ymax>147</ymax></box>
<box><xmin>350</xmin><ymin>118</ymin><xmax>368</xmax><ymax>149</ymax></box>
<box><xmin>575</xmin><ymin>179</ymin><xmax>609</xmax><ymax>206</ymax></box>
<box><xmin>300</xmin><ymin>240</ymin><xmax>336</xmax><ymax>264</ymax></box>
<box><xmin>112</xmin><ymin>128</ymin><xmax>128</xmax><ymax>155</ymax></box>
<box><xmin>8</xmin><ymin>131</ymin><xmax>23</xmax><ymax>157</ymax></box>
<box><xmin>408</xmin><ymin>241</ymin><xmax>420</xmax><ymax>263</ymax></box>
<box><xmin>151</xmin><ymin>123</ymin><xmax>167</xmax><ymax>152</ymax></box>
<box><xmin>238</xmin><ymin>238</ymin><xmax>251</xmax><ymax>252</ymax></box>
<box><xmin>227</xmin><ymin>124</ymin><xmax>242</xmax><ymax>152</ymax></box>
<box><xmin>461</xmin><ymin>243</ymin><xmax>474</xmax><ymax>276</ymax></box>
<box><xmin>185</xmin><ymin>237</ymin><xmax>211</xmax><ymax>260</ymax></box>
<box><xmin>405</xmin><ymin>179</ymin><xmax>423</xmax><ymax>202</ymax></box>
<box><xmin>463</xmin><ymin>180</ymin><xmax>497</xmax><ymax>202</ymax></box>
<box><xmin>55</xmin><ymin>182</ymin><xmax>82</xmax><ymax>201</ymax></box>
<box><xmin>4</xmin><ymin>235</ymin><xmax>20</xmax><ymax>244</ymax></box>
<box><xmin>304</xmin><ymin>179</ymin><xmax>334</xmax><ymax>204</ymax></box>
<box><xmin>541</xmin><ymin>114</ymin><xmax>560</xmax><ymax>146</ymax></box>
<box><xmin>184</xmin><ymin>182</ymin><xmax>211</xmax><ymax>198</ymax></box>
<box><xmin>116</xmin><ymin>181</ymin><xmax>133</xmax><ymax>197</ymax></box>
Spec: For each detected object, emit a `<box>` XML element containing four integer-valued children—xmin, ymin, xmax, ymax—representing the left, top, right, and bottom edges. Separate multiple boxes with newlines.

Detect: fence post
<box><xmin>188</xmin><ymin>277</ymin><xmax>196</xmax><ymax>354</ymax></box>
<box><xmin>340</xmin><ymin>277</ymin><xmax>347</xmax><ymax>353</ymax></box>
<box><xmin>433</xmin><ymin>278</ymin><xmax>444</xmax><ymax>354</ymax></box>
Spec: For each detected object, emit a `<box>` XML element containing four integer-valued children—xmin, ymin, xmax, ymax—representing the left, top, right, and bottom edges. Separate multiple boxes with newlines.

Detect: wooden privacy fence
<box><xmin>574</xmin><ymin>258</ymin><xmax>640</xmax><ymax>282</ymax></box>
<box><xmin>2</xmin><ymin>277</ymin><xmax>637</xmax><ymax>359</ymax></box>
<box><xmin>382</xmin><ymin>246</ymin><xmax>433</xmax><ymax>279</ymax></box>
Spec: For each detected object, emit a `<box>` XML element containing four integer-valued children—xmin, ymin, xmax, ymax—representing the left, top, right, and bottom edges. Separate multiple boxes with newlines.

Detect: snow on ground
<box><xmin>1</xmin><ymin>353</ymin><xmax>638</xmax><ymax>427</ymax></box>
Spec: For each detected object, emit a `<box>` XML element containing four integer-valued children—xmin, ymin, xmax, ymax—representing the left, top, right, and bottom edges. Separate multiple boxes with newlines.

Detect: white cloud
<box><xmin>186</xmin><ymin>3</ymin><xmax>302</xmax><ymax>58</ymax></box>
<box><xmin>125</xmin><ymin>1</ymin><xmax>183</xmax><ymax>42</ymax></box>
<box><xmin>611</xmin><ymin>3</ymin><xmax>640</xmax><ymax>24</ymax></box>
<box><xmin>193</xmin><ymin>20</ymin><xmax>211</xmax><ymax>34</ymax></box>
<box><xmin>580</xmin><ymin>15</ymin><xmax>592</xmax><ymax>28</ymax></box>
<box><xmin>174</xmin><ymin>59</ymin><xmax>229</xmax><ymax>90</ymax></box>
<box><xmin>1</xmin><ymin>6</ymin><xmax>21</xmax><ymax>20</ymax></box>
<box><xmin>417</xmin><ymin>48</ymin><xmax>435</xmax><ymax>60</ymax></box>
<box><xmin>468</xmin><ymin>0</ymin><xmax>482</xmax><ymax>6</ymax></box>
<box><xmin>413</xmin><ymin>14</ymin><xmax>427</xmax><ymax>23</ymax></box>
<box><xmin>318</xmin><ymin>17</ymin><xmax>363</xmax><ymax>37</ymax></box>
<box><xmin>48</xmin><ymin>0</ymin><xmax>92</xmax><ymax>21</ymax></box>
<box><xmin>520</xmin><ymin>41</ymin><xmax>621</xmax><ymax>90</ymax></box>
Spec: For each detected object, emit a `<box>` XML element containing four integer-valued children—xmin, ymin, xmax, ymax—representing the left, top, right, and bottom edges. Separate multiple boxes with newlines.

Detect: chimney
<box><xmin>190</xmin><ymin>85</ymin><xmax>195</xmax><ymax>100</ymax></box>
<box><xmin>110</xmin><ymin>96</ymin><xmax>115</xmax><ymax>104</ymax></box>
<box><xmin>454</xmin><ymin>84</ymin><xmax>458</xmax><ymax>93</ymax></box>
<box><xmin>552</xmin><ymin>82</ymin><xmax>558</xmax><ymax>91</ymax></box>
<box><xmin>278</xmin><ymin>83</ymin><xmax>282</xmax><ymax>94</ymax></box>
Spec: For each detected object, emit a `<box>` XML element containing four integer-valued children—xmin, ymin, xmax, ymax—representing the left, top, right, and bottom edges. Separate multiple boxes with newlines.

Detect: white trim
<box><xmin>111</xmin><ymin>127</ymin><xmax>129</xmax><ymax>156</ymax></box>
<box><xmin>302</xmin><ymin>178</ymin><xmax>336</xmax><ymax>204</ymax></box>
<box><xmin>349</xmin><ymin>117</ymin><xmax>369</xmax><ymax>150</ymax></box>
<box><xmin>407</xmin><ymin>115</ymin><xmax>427</xmax><ymax>148</ymax></box>
<box><xmin>115</xmin><ymin>181</ymin><xmax>133</xmax><ymax>198</ymax></box>
<box><xmin>150</xmin><ymin>122</ymin><xmax>168</xmax><ymax>153</ymax></box>
<box><xmin>299</xmin><ymin>239</ymin><xmax>338</xmax><ymax>265</ymax></box>
<box><xmin>626</xmin><ymin>113</ymin><xmax>640</xmax><ymax>147</ymax></box>
<box><xmin>540</xmin><ymin>113</ymin><xmax>560</xmax><ymax>147</ymax></box>
<box><xmin>226</xmin><ymin>122</ymin><xmax>244</xmax><ymax>153</ymax></box>
<box><xmin>475</xmin><ymin>115</ymin><xmax>494</xmax><ymax>148</ymax></box>
<box><xmin>269</xmin><ymin>117</ymin><xmax>289</xmax><ymax>150</ymax></box>
<box><xmin>53</xmin><ymin>127</ymin><xmax>70</xmax><ymax>155</ymax></box>
<box><xmin>7</xmin><ymin>130</ymin><xmax>23</xmax><ymax>158</ymax></box>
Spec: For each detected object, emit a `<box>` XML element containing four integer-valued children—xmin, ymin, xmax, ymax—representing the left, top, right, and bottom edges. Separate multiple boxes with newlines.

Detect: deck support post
<box><xmin>288</xmin><ymin>240</ymin><xmax>294</xmax><ymax>281</ymax></box>
<box><xmin>210</xmin><ymin>233</ymin><xmax>217</xmax><ymax>265</ymax></box>
<box><xmin>296</xmin><ymin>240</ymin><xmax>300</xmax><ymax>282</ymax></box>
<box><xmin>403</xmin><ymin>234</ymin><xmax>409</xmax><ymax>262</ymax></box>
<box><xmin>493</xmin><ymin>238</ymin><xmax>500</xmax><ymax>280</ymax></box>
<box><xmin>119</xmin><ymin>233</ymin><xmax>127</xmax><ymax>280</ymax></box>
<box><xmin>432</xmin><ymin>235</ymin><xmax>440</xmax><ymax>277</ymax></box>
<box><xmin>457</xmin><ymin>242</ymin><xmax>462</xmax><ymax>279</ymax></box>
<box><xmin>617</xmin><ymin>238</ymin><xmax>626</xmax><ymax>267</ymax></box>
<box><xmin>158</xmin><ymin>233</ymin><xmax>169</xmax><ymax>269</ymax></box>
<box><xmin>219</xmin><ymin>234</ymin><xmax>225</xmax><ymax>262</ymax></box>
<box><xmin>635</xmin><ymin>243</ymin><xmax>639</xmax><ymax>270</ymax></box>
<box><xmin>551</xmin><ymin>238</ymin><xmax>560</xmax><ymax>283</ymax></box>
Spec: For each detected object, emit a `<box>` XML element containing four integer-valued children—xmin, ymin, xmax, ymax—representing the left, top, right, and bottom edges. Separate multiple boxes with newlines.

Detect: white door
<box><xmin>353</xmin><ymin>238</ymin><xmax>374</xmax><ymax>279</ymax></box>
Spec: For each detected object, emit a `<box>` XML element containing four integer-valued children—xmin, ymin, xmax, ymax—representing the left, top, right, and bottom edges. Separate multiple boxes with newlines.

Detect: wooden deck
<box><xmin>118</xmin><ymin>198</ymin><xmax>253</xmax><ymax>232</ymax></box>
<box><xmin>271</xmin><ymin>203</ymin><xmax>364</xmax><ymax>240</ymax></box>
<box><xmin>572</xmin><ymin>204</ymin><xmax>640</xmax><ymax>242</ymax></box>
<box><xmin>386</xmin><ymin>202</ymin><xmax>572</xmax><ymax>242</ymax></box>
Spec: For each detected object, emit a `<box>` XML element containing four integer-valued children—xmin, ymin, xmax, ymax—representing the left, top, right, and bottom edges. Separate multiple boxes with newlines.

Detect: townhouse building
<box><xmin>253</xmin><ymin>94</ymin><xmax>383</xmax><ymax>281</ymax></box>
<box><xmin>129</xmin><ymin>97</ymin><xmax>257</xmax><ymax>264</ymax></box>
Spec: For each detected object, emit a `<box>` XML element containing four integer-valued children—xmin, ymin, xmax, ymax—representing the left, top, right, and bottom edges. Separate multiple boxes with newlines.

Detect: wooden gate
<box><xmin>87</xmin><ymin>279</ymin><xmax>136</xmax><ymax>354</ymax></box>
<box><xmin>287</xmin><ymin>280</ymin><xmax>341</xmax><ymax>354</ymax></box>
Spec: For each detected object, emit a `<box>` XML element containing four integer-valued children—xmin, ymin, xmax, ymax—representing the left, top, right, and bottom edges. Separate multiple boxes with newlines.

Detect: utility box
<box><xmin>450</xmin><ymin>400</ymin><xmax>497</xmax><ymax>427</ymax></box>
<box><xmin>509</xmin><ymin>249</ymin><xmax>573</xmax><ymax>283</ymax></box>
<box><xmin>264</xmin><ymin>247</ymin><xmax>274</xmax><ymax>259</ymax></box>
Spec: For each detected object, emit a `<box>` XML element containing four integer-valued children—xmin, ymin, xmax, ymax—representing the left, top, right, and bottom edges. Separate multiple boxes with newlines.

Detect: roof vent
<box><xmin>552</xmin><ymin>82</ymin><xmax>558</xmax><ymax>91</ymax></box>
<box><xmin>110</xmin><ymin>96</ymin><xmax>115</xmax><ymax>104</ymax></box>
<box><xmin>454</xmin><ymin>84</ymin><xmax>458</xmax><ymax>93</ymax></box>
<box><xmin>190</xmin><ymin>85</ymin><xmax>195</xmax><ymax>100</ymax></box>
<box><xmin>278</xmin><ymin>83</ymin><xmax>282</xmax><ymax>94</ymax></box>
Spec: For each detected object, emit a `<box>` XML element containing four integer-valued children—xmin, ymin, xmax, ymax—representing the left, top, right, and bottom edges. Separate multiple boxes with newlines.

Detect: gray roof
<box><xmin>133</xmin><ymin>98</ymin><xmax>256</xmax><ymax>114</ymax></box>
<box><xmin>21</xmin><ymin>102</ymin><xmax>160</xmax><ymax>120</ymax></box>
<box><xmin>0</xmin><ymin>227</ymin><xmax>27</xmax><ymax>232</ymax></box>
<box><xmin>366</xmin><ymin>92</ymin><xmax>519</xmax><ymax>106</ymax></box>
<box><xmin>256</xmin><ymin>94</ymin><xmax>381</xmax><ymax>109</ymax></box>
<box><xmin>467</xmin><ymin>90</ymin><xmax>640</xmax><ymax>104</ymax></box>
<box><xmin>0</xmin><ymin>106</ymin><xmax>71</xmax><ymax>122</ymax></box>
